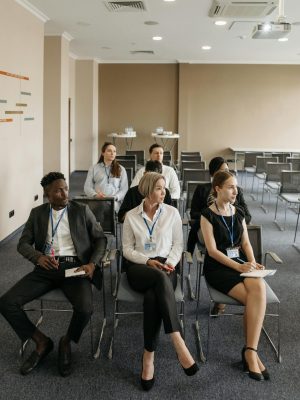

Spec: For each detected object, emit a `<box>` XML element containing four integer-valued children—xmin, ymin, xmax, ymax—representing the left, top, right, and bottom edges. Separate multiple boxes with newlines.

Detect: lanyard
<box><xmin>50</xmin><ymin>207</ymin><xmax>67</xmax><ymax>244</ymax></box>
<box><xmin>143</xmin><ymin>208</ymin><xmax>162</xmax><ymax>242</ymax></box>
<box><xmin>104</xmin><ymin>164</ymin><xmax>111</xmax><ymax>183</ymax></box>
<box><xmin>215</xmin><ymin>201</ymin><xmax>234</xmax><ymax>247</ymax></box>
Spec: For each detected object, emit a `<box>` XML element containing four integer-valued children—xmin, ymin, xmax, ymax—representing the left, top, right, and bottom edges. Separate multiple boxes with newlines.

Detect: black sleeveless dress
<box><xmin>202</xmin><ymin>206</ymin><xmax>246</xmax><ymax>294</ymax></box>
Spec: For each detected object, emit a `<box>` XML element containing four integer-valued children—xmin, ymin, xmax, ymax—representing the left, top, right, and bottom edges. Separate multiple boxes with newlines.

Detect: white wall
<box><xmin>0</xmin><ymin>0</ymin><xmax>44</xmax><ymax>240</ymax></box>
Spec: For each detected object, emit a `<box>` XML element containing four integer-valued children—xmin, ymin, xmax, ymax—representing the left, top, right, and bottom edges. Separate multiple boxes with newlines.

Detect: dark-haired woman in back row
<box><xmin>84</xmin><ymin>142</ymin><xmax>128</xmax><ymax>211</ymax></box>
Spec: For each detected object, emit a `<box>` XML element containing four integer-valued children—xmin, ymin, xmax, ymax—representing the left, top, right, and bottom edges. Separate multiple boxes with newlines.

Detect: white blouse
<box><xmin>122</xmin><ymin>200</ymin><xmax>183</xmax><ymax>267</ymax></box>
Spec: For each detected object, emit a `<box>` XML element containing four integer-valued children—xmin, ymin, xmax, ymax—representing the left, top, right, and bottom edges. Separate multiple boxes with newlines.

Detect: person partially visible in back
<box><xmin>130</xmin><ymin>144</ymin><xmax>180</xmax><ymax>203</ymax></box>
<box><xmin>84</xmin><ymin>142</ymin><xmax>128</xmax><ymax>211</ymax></box>
<box><xmin>118</xmin><ymin>160</ymin><xmax>172</xmax><ymax>223</ymax></box>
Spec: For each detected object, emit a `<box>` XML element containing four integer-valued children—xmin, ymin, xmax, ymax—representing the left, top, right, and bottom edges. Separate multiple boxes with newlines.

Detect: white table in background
<box><xmin>107</xmin><ymin>132</ymin><xmax>136</xmax><ymax>150</ymax></box>
<box><xmin>151</xmin><ymin>133</ymin><xmax>180</xmax><ymax>152</ymax></box>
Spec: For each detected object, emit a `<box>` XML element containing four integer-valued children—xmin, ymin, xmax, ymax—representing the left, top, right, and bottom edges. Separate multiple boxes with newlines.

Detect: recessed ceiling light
<box><xmin>164</xmin><ymin>0</ymin><xmax>176</xmax><ymax>2</ymax></box>
<box><xmin>153</xmin><ymin>36</ymin><xmax>162</xmax><ymax>41</ymax></box>
<box><xmin>202</xmin><ymin>45</ymin><xmax>211</xmax><ymax>50</ymax></box>
<box><xmin>278</xmin><ymin>37</ymin><xmax>288</xmax><ymax>42</ymax></box>
<box><xmin>214</xmin><ymin>20</ymin><xmax>227</xmax><ymax>26</ymax></box>
<box><xmin>262</xmin><ymin>23</ymin><xmax>272</xmax><ymax>32</ymax></box>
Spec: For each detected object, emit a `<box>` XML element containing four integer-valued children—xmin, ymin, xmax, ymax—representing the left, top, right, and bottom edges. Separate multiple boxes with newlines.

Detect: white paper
<box><xmin>65</xmin><ymin>268</ymin><xmax>86</xmax><ymax>278</ymax></box>
<box><xmin>240</xmin><ymin>269</ymin><xmax>276</xmax><ymax>278</ymax></box>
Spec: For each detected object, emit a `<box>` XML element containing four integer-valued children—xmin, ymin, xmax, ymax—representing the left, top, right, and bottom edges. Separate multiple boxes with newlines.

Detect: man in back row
<box><xmin>131</xmin><ymin>144</ymin><xmax>180</xmax><ymax>202</ymax></box>
<box><xmin>0</xmin><ymin>172</ymin><xmax>107</xmax><ymax>377</ymax></box>
<box><xmin>118</xmin><ymin>160</ymin><xmax>172</xmax><ymax>222</ymax></box>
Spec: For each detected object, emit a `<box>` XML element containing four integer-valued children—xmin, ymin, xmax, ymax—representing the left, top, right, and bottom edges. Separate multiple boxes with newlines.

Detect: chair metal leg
<box><xmin>93</xmin><ymin>276</ymin><xmax>107</xmax><ymax>359</ymax></box>
<box><xmin>292</xmin><ymin>206</ymin><xmax>300</xmax><ymax>252</ymax></box>
<box><xmin>194</xmin><ymin>265</ymin><xmax>206</xmax><ymax>363</ymax></box>
<box><xmin>108</xmin><ymin>299</ymin><xmax>119</xmax><ymax>359</ymax></box>
<box><xmin>187</xmin><ymin>262</ymin><xmax>196</xmax><ymax>301</ymax></box>
<box><xmin>262</xmin><ymin>304</ymin><xmax>281</xmax><ymax>363</ymax></box>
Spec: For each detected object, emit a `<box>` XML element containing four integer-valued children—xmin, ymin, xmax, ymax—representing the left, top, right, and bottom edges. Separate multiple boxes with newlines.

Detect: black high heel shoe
<box><xmin>242</xmin><ymin>346</ymin><xmax>270</xmax><ymax>380</ymax></box>
<box><xmin>243</xmin><ymin>347</ymin><xmax>264</xmax><ymax>381</ymax></box>
<box><xmin>177</xmin><ymin>355</ymin><xmax>199</xmax><ymax>376</ymax></box>
<box><xmin>141</xmin><ymin>354</ymin><xmax>155</xmax><ymax>391</ymax></box>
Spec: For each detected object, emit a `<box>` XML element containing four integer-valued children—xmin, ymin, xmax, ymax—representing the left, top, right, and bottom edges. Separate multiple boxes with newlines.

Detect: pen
<box><xmin>236</xmin><ymin>258</ymin><xmax>245</xmax><ymax>264</ymax></box>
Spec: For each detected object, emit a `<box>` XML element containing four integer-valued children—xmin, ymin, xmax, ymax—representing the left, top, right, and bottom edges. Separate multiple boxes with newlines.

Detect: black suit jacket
<box><xmin>17</xmin><ymin>201</ymin><xmax>107</xmax><ymax>289</ymax></box>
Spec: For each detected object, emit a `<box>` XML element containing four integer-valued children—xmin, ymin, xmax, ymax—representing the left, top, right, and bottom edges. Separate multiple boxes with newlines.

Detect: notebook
<box><xmin>240</xmin><ymin>270</ymin><xmax>276</xmax><ymax>278</ymax></box>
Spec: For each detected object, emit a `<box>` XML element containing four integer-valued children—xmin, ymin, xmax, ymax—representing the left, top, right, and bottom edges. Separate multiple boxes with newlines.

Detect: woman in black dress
<box><xmin>201</xmin><ymin>171</ymin><xmax>269</xmax><ymax>381</ymax></box>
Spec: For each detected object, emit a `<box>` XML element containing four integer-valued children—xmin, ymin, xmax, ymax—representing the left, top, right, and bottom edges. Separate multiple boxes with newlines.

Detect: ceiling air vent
<box><xmin>131</xmin><ymin>50</ymin><xmax>154</xmax><ymax>55</ymax></box>
<box><xmin>209</xmin><ymin>0</ymin><xmax>278</xmax><ymax>18</ymax></box>
<box><xmin>104</xmin><ymin>1</ymin><xmax>147</xmax><ymax>12</ymax></box>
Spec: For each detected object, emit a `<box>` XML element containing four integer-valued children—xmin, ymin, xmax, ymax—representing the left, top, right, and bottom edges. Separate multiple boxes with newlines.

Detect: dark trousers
<box><xmin>126</xmin><ymin>262</ymin><xmax>181</xmax><ymax>352</ymax></box>
<box><xmin>0</xmin><ymin>262</ymin><xmax>93</xmax><ymax>343</ymax></box>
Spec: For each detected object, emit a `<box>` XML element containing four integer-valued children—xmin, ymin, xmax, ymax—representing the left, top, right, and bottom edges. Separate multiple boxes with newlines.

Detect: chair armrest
<box><xmin>195</xmin><ymin>248</ymin><xmax>205</xmax><ymax>264</ymax></box>
<box><xmin>265</xmin><ymin>251</ymin><xmax>283</xmax><ymax>265</ymax></box>
<box><xmin>184</xmin><ymin>251</ymin><xmax>193</xmax><ymax>264</ymax></box>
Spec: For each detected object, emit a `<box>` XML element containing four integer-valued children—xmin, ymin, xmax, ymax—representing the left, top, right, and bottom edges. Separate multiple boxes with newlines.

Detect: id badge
<box><xmin>43</xmin><ymin>241</ymin><xmax>55</xmax><ymax>256</ymax></box>
<box><xmin>144</xmin><ymin>242</ymin><xmax>156</xmax><ymax>252</ymax></box>
<box><xmin>226</xmin><ymin>247</ymin><xmax>239</xmax><ymax>259</ymax></box>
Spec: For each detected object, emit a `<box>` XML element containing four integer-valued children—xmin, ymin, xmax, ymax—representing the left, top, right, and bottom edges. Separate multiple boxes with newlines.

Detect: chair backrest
<box><xmin>163</xmin><ymin>159</ymin><xmax>172</xmax><ymax>166</ymax></box>
<box><xmin>126</xmin><ymin>150</ymin><xmax>145</xmax><ymax>166</ymax></box>
<box><xmin>181</xmin><ymin>155</ymin><xmax>202</xmax><ymax>162</ymax></box>
<box><xmin>286</xmin><ymin>157</ymin><xmax>300</xmax><ymax>171</ymax></box>
<box><xmin>73</xmin><ymin>197</ymin><xmax>116</xmax><ymax>236</ymax></box>
<box><xmin>125</xmin><ymin>167</ymin><xmax>133</xmax><ymax>186</ymax></box>
<box><xmin>256</xmin><ymin>156</ymin><xmax>278</xmax><ymax>174</ymax></box>
<box><xmin>182</xmin><ymin>169</ymin><xmax>210</xmax><ymax>191</ymax></box>
<box><xmin>186</xmin><ymin>181</ymin><xmax>205</xmax><ymax>212</ymax></box>
<box><xmin>181</xmin><ymin>160</ymin><xmax>206</xmax><ymax>173</ymax></box>
<box><xmin>163</xmin><ymin>154</ymin><xmax>172</xmax><ymax>161</ymax></box>
<box><xmin>244</xmin><ymin>152</ymin><xmax>264</xmax><ymax>168</ymax></box>
<box><xmin>247</xmin><ymin>225</ymin><xmax>263</xmax><ymax>265</ymax></box>
<box><xmin>116</xmin><ymin>154</ymin><xmax>136</xmax><ymax>161</ymax></box>
<box><xmin>280</xmin><ymin>170</ymin><xmax>300</xmax><ymax>194</ymax></box>
<box><xmin>117</xmin><ymin>159</ymin><xmax>137</xmax><ymax>175</ymax></box>
<box><xmin>265</xmin><ymin>162</ymin><xmax>292</xmax><ymax>183</ymax></box>
<box><xmin>181</xmin><ymin>151</ymin><xmax>201</xmax><ymax>157</ymax></box>
<box><xmin>271</xmin><ymin>152</ymin><xmax>291</xmax><ymax>162</ymax></box>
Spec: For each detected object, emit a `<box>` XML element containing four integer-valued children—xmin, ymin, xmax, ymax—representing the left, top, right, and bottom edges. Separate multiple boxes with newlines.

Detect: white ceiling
<box><xmin>21</xmin><ymin>0</ymin><xmax>300</xmax><ymax>64</ymax></box>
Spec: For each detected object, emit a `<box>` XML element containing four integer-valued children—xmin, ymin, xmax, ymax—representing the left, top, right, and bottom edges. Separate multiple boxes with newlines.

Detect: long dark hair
<box><xmin>98</xmin><ymin>142</ymin><xmax>121</xmax><ymax>178</ymax></box>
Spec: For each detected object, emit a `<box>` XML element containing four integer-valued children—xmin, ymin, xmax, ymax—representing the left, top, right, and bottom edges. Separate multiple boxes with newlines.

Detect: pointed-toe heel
<box><xmin>244</xmin><ymin>347</ymin><xmax>264</xmax><ymax>382</ymax></box>
<box><xmin>261</xmin><ymin>368</ymin><xmax>270</xmax><ymax>380</ymax></box>
<box><xmin>182</xmin><ymin>362</ymin><xmax>199</xmax><ymax>376</ymax></box>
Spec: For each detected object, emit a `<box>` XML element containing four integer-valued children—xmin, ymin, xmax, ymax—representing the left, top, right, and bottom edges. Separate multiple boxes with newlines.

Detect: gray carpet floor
<box><xmin>0</xmin><ymin>171</ymin><xmax>299</xmax><ymax>400</ymax></box>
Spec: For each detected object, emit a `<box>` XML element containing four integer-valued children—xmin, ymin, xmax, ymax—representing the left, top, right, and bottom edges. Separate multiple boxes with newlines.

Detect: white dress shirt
<box><xmin>46</xmin><ymin>207</ymin><xmax>77</xmax><ymax>256</ymax></box>
<box><xmin>131</xmin><ymin>165</ymin><xmax>180</xmax><ymax>199</ymax></box>
<box><xmin>122</xmin><ymin>201</ymin><xmax>183</xmax><ymax>267</ymax></box>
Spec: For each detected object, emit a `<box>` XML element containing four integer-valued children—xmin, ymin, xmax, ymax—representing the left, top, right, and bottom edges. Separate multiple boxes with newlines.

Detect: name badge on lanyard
<box><xmin>143</xmin><ymin>208</ymin><xmax>162</xmax><ymax>252</ymax></box>
<box><xmin>43</xmin><ymin>207</ymin><xmax>66</xmax><ymax>256</ymax></box>
<box><xmin>215</xmin><ymin>202</ymin><xmax>239</xmax><ymax>259</ymax></box>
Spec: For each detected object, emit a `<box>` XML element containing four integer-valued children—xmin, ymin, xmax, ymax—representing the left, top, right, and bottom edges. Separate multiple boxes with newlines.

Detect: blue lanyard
<box><xmin>143</xmin><ymin>208</ymin><xmax>162</xmax><ymax>242</ymax></box>
<box><xmin>50</xmin><ymin>207</ymin><xmax>67</xmax><ymax>243</ymax></box>
<box><xmin>215</xmin><ymin>202</ymin><xmax>234</xmax><ymax>247</ymax></box>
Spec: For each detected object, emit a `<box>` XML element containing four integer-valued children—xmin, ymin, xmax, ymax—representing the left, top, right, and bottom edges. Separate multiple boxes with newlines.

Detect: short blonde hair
<box><xmin>138</xmin><ymin>172</ymin><xmax>165</xmax><ymax>198</ymax></box>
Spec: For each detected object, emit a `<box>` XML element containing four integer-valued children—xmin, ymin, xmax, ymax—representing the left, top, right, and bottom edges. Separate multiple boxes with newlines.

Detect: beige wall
<box><xmin>99</xmin><ymin>64</ymin><xmax>179</xmax><ymax>157</ymax></box>
<box><xmin>0</xmin><ymin>0</ymin><xmax>44</xmax><ymax>240</ymax></box>
<box><xmin>75</xmin><ymin>60</ymin><xmax>98</xmax><ymax>170</ymax></box>
<box><xmin>178</xmin><ymin>64</ymin><xmax>300</xmax><ymax>163</ymax></box>
<box><xmin>99</xmin><ymin>63</ymin><xmax>300</xmax><ymax>165</ymax></box>
<box><xmin>69</xmin><ymin>57</ymin><xmax>76</xmax><ymax>172</ymax></box>
<box><xmin>43</xmin><ymin>36</ymin><xmax>70</xmax><ymax>179</ymax></box>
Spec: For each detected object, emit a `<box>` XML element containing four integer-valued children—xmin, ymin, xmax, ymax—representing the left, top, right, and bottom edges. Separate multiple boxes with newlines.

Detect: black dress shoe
<box><xmin>243</xmin><ymin>347</ymin><xmax>264</xmax><ymax>382</ymax></box>
<box><xmin>20</xmin><ymin>338</ymin><xmax>54</xmax><ymax>375</ymax></box>
<box><xmin>58</xmin><ymin>336</ymin><xmax>72</xmax><ymax>377</ymax></box>
<box><xmin>181</xmin><ymin>362</ymin><xmax>199</xmax><ymax>376</ymax></box>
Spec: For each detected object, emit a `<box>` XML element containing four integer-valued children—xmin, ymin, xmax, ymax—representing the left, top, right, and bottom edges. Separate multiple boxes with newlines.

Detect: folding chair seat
<box><xmin>240</xmin><ymin>152</ymin><xmax>263</xmax><ymax>188</ymax></box>
<box><xmin>108</xmin><ymin>256</ymin><xmax>185</xmax><ymax>359</ymax></box>
<box><xmin>251</xmin><ymin>156</ymin><xmax>278</xmax><ymax>200</ymax></box>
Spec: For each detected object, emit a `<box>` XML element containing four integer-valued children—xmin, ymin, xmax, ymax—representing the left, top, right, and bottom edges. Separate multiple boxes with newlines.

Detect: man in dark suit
<box><xmin>0</xmin><ymin>172</ymin><xmax>107</xmax><ymax>376</ymax></box>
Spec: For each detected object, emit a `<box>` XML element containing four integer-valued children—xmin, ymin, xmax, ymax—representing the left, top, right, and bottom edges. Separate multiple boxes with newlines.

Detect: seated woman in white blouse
<box><xmin>84</xmin><ymin>142</ymin><xmax>128</xmax><ymax>211</ymax></box>
<box><xmin>122</xmin><ymin>172</ymin><xmax>198</xmax><ymax>391</ymax></box>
